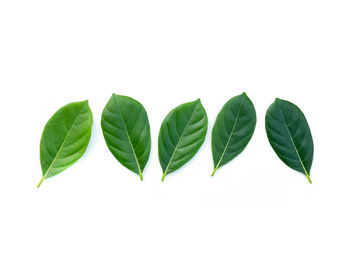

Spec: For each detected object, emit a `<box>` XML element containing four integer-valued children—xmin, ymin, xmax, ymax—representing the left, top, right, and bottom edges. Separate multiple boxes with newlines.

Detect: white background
<box><xmin>1</xmin><ymin>0</ymin><xmax>349</xmax><ymax>262</ymax></box>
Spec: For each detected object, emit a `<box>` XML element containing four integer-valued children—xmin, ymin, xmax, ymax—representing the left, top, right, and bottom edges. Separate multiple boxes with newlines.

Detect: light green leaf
<box><xmin>39</xmin><ymin>100</ymin><xmax>93</xmax><ymax>188</ymax></box>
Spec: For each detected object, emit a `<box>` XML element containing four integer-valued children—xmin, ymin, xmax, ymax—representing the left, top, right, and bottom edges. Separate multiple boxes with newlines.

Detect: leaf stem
<box><xmin>37</xmin><ymin>176</ymin><xmax>46</xmax><ymax>188</ymax></box>
<box><xmin>211</xmin><ymin>167</ymin><xmax>218</xmax><ymax>177</ymax></box>
<box><xmin>161</xmin><ymin>173</ymin><xmax>166</xmax><ymax>182</ymax></box>
<box><xmin>139</xmin><ymin>172</ymin><xmax>143</xmax><ymax>181</ymax></box>
<box><xmin>306</xmin><ymin>174</ymin><xmax>312</xmax><ymax>184</ymax></box>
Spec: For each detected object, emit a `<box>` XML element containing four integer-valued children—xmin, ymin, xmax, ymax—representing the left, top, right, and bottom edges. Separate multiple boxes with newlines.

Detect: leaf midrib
<box><xmin>214</xmin><ymin>95</ymin><xmax>244</xmax><ymax>172</ymax></box>
<box><xmin>113</xmin><ymin>96</ymin><xmax>143</xmax><ymax>179</ymax></box>
<box><xmin>162</xmin><ymin>102</ymin><xmax>199</xmax><ymax>179</ymax></box>
<box><xmin>277</xmin><ymin>101</ymin><xmax>310</xmax><ymax>180</ymax></box>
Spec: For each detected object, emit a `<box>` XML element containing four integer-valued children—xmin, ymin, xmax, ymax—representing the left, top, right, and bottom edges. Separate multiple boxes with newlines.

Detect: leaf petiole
<box><xmin>306</xmin><ymin>174</ymin><xmax>312</xmax><ymax>184</ymax></box>
<box><xmin>211</xmin><ymin>167</ymin><xmax>218</xmax><ymax>177</ymax></box>
<box><xmin>37</xmin><ymin>176</ymin><xmax>46</xmax><ymax>188</ymax></box>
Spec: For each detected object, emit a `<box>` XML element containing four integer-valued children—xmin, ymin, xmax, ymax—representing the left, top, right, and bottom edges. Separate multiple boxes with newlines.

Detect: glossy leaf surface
<box><xmin>39</xmin><ymin>100</ymin><xmax>93</xmax><ymax>188</ymax></box>
<box><xmin>158</xmin><ymin>99</ymin><xmax>208</xmax><ymax>181</ymax></box>
<box><xmin>265</xmin><ymin>98</ymin><xmax>314</xmax><ymax>183</ymax></box>
<box><xmin>101</xmin><ymin>94</ymin><xmax>151</xmax><ymax>180</ymax></box>
<box><xmin>211</xmin><ymin>92</ymin><xmax>256</xmax><ymax>176</ymax></box>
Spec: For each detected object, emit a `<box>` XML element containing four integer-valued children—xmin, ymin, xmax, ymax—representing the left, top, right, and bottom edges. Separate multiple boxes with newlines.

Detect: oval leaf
<box><xmin>211</xmin><ymin>92</ymin><xmax>256</xmax><ymax>176</ymax></box>
<box><xmin>158</xmin><ymin>99</ymin><xmax>208</xmax><ymax>181</ymax></box>
<box><xmin>101</xmin><ymin>94</ymin><xmax>151</xmax><ymax>180</ymax></box>
<box><xmin>38</xmin><ymin>100</ymin><xmax>93</xmax><ymax>188</ymax></box>
<box><xmin>265</xmin><ymin>98</ymin><xmax>314</xmax><ymax>183</ymax></box>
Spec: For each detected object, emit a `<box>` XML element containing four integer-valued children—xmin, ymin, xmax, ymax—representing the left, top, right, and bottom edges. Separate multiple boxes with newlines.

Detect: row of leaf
<box><xmin>38</xmin><ymin>93</ymin><xmax>314</xmax><ymax>188</ymax></box>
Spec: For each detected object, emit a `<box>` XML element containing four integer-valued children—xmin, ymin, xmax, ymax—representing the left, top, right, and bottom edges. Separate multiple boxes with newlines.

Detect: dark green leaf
<box><xmin>38</xmin><ymin>100</ymin><xmax>93</xmax><ymax>188</ymax></box>
<box><xmin>101</xmin><ymin>94</ymin><xmax>151</xmax><ymax>180</ymax></box>
<box><xmin>265</xmin><ymin>98</ymin><xmax>314</xmax><ymax>183</ymax></box>
<box><xmin>158</xmin><ymin>99</ymin><xmax>208</xmax><ymax>181</ymax></box>
<box><xmin>211</xmin><ymin>92</ymin><xmax>256</xmax><ymax>176</ymax></box>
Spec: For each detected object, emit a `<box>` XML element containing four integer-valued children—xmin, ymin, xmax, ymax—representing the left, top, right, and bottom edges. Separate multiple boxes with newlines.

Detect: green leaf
<box><xmin>38</xmin><ymin>100</ymin><xmax>93</xmax><ymax>188</ymax></box>
<box><xmin>211</xmin><ymin>92</ymin><xmax>256</xmax><ymax>176</ymax></box>
<box><xmin>101</xmin><ymin>94</ymin><xmax>151</xmax><ymax>180</ymax></box>
<box><xmin>265</xmin><ymin>98</ymin><xmax>314</xmax><ymax>183</ymax></box>
<box><xmin>158</xmin><ymin>99</ymin><xmax>208</xmax><ymax>181</ymax></box>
